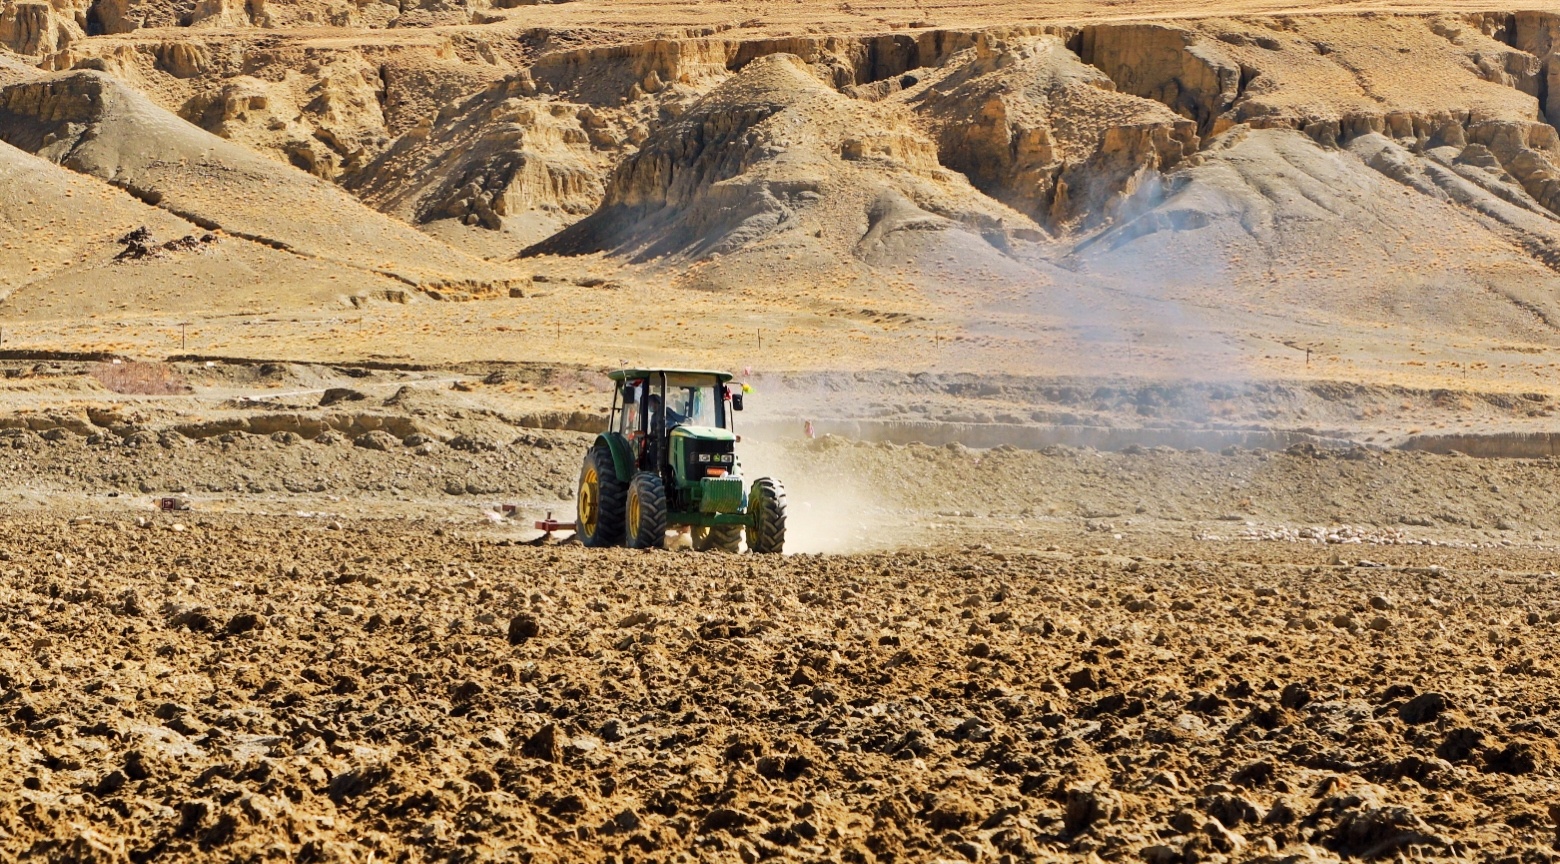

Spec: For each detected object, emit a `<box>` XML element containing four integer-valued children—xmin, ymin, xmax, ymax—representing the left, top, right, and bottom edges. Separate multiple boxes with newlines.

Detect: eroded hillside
<box><xmin>8</xmin><ymin>4</ymin><xmax>1560</xmax><ymax>387</ymax></box>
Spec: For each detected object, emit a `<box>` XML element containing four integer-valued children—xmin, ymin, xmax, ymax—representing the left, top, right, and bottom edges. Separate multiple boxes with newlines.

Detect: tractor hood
<box><xmin>670</xmin><ymin>426</ymin><xmax>735</xmax><ymax>442</ymax></box>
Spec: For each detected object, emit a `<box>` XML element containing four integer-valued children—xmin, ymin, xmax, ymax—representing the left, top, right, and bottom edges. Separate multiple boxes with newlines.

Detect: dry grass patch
<box><xmin>89</xmin><ymin>361</ymin><xmax>192</xmax><ymax>395</ymax></box>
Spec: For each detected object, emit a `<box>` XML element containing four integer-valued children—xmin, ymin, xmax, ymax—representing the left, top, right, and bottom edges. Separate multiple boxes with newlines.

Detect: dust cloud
<box><xmin>740</xmin><ymin>440</ymin><xmax>895</xmax><ymax>554</ymax></box>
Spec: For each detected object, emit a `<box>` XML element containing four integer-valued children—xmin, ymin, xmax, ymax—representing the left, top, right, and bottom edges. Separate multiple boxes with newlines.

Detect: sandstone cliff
<box><xmin>911</xmin><ymin>32</ymin><xmax>1199</xmax><ymax>232</ymax></box>
<box><xmin>524</xmin><ymin>54</ymin><xmax>1040</xmax><ymax>288</ymax></box>
<box><xmin>342</xmin><ymin>73</ymin><xmax>611</xmax><ymax>250</ymax></box>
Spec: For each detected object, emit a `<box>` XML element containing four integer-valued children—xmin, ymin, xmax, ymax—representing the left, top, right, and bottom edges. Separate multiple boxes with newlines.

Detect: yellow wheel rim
<box><xmin>627</xmin><ymin>484</ymin><xmax>641</xmax><ymax>539</ymax></box>
<box><xmin>579</xmin><ymin>464</ymin><xmax>598</xmax><ymax>535</ymax></box>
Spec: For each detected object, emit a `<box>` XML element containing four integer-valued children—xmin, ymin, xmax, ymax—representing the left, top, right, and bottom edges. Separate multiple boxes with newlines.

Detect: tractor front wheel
<box><xmin>746</xmin><ymin>478</ymin><xmax>786</xmax><ymax>554</ymax></box>
<box><xmin>692</xmin><ymin>524</ymin><xmax>743</xmax><ymax>553</ymax></box>
<box><xmin>576</xmin><ymin>445</ymin><xmax>626</xmax><ymax>548</ymax></box>
<box><xmin>625</xmin><ymin>472</ymin><xmax>669</xmax><ymax>550</ymax></box>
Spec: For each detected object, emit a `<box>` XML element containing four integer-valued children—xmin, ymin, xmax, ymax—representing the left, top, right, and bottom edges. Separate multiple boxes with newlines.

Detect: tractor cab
<box><xmin>573</xmin><ymin>368</ymin><xmax>785</xmax><ymax>553</ymax></box>
<box><xmin>611</xmin><ymin>370</ymin><xmax>741</xmax><ymax>478</ymax></box>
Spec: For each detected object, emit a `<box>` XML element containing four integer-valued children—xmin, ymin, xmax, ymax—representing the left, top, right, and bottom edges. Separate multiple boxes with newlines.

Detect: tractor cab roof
<box><xmin>607</xmin><ymin>368</ymin><xmax>734</xmax><ymax>383</ymax></box>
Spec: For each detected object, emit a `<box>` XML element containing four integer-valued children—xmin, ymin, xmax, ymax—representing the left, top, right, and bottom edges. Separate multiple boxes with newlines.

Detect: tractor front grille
<box><xmin>700</xmin><ymin>477</ymin><xmax>746</xmax><ymax>513</ymax></box>
<box><xmin>683</xmin><ymin>438</ymin><xmax>735</xmax><ymax>480</ymax></box>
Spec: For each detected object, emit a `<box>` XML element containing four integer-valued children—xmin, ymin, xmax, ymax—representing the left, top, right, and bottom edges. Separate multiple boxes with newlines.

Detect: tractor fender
<box><xmin>595</xmin><ymin>432</ymin><xmax>634</xmax><ymax>483</ymax></box>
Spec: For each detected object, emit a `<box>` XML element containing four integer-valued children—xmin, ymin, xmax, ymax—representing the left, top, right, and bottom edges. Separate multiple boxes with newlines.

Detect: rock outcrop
<box><xmin>913</xmin><ymin>33</ymin><xmax>1198</xmax><ymax>231</ymax></box>
<box><xmin>11</xmin><ymin>5</ymin><xmax>1560</xmax><ymax>357</ymax></box>
<box><xmin>33</xmin><ymin>28</ymin><xmax>507</xmax><ymax>183</ymax></box>
<box><xmin>1047</xmin><ymin>13</ymin><xmax>1560</xmax><ymax>249</ymax></box>
<box><xmin>524</xmin><ymin>31</ymin><xmax>976</xmax><ymax>104</ymax></box>
<box><xmin>1069</xmin><ymin>126</ymin><xmax>1560</xmax><ymax>343</ymax></box>
<box><xmin>343</xmin><ymin>74</ymin><xmax>610</xmax><ymax>246</ymax></box>
<box><xmin>1075</xmin><ymin>15</ymin><xmax>1550</xmax><ymax>143</ymax></box>
<box><xmin>525</xmin><ymin>53</ymin><xmax>1040</xmax><ymax>279</ymax></box>
<box><xmin>0</xmin><ymin>0</ymin><xmax>81</xmax><ymax>56</ymax></box>
<box><xmin>1080</xmin><ymin>24</ymin><xmax>1242</xmax><ymax>136</ymax></box>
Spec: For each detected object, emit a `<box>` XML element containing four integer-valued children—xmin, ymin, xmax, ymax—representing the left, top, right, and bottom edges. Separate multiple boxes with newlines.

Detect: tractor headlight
<box><xmin>698</xmin><ymin>454</ymin><xmax>710</xmax><ymax>462</ymax></box>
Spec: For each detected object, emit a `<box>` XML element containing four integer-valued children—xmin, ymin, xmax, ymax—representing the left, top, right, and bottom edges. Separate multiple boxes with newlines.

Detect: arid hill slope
<box><xmin>0</xmin><ymin>140</ymin><xmax>421</xmax><ymax>319</ymax></box>
<box><xmin>7</xmin><ymin>7</ymin><xmax>1560</xmax><ymax>387</ymax></box>
<box><xmin>0</xmin><ymin>69</ymin><xmax>517</xmax><ymax>290</ymax></box>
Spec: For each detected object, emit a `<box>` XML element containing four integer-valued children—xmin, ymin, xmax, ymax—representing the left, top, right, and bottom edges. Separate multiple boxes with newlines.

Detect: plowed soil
<box><xmin>2</xmin><ymin>475</ymin><xmax>1559</xmax><ymax>862</ymax></box>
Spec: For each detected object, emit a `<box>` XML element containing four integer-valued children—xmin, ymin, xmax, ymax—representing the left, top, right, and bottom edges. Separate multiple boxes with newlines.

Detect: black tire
<box><xmin>746</xmin><ymin>478</ymin><xmax>786</xmax><ymax>554</ymax></box>
<box><xmin>625</xmin><ymin>472</ymin><xmax>668</xmax><ymax>550</ymax></box>
<box><xmin>576</xmin><ymin>445</ymin><xmax>626</xmax><ymax>548</ymax></box>
<box><xmin>692</xmin><ymin>524</ymin><xmax>743</xmax><ymax>553</ymax></box>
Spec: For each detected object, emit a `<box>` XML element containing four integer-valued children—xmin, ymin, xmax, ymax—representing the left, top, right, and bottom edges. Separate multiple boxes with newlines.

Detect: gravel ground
<box><xmin>7</xmin><ymin>426</ymin><xmax>1560</xmax><ymax>554</ymax></box>
<box><xmin>1</xmin><ymin>515</ymin><xmax>1557</xmax><ymax>863</ymax></box>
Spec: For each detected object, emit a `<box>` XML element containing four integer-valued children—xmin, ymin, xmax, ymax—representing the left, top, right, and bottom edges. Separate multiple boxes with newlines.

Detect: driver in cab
<box><xmin>645</xmin><ymin>393</ymin><xmax>686</xmax><ymax>436</ymax></box>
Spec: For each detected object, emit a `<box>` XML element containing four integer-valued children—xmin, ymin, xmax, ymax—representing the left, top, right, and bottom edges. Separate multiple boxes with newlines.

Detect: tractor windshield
<box><xmin>664</xmin><ymin>374</ymin><xmax>725</xmax><ymax>430</ymax></box>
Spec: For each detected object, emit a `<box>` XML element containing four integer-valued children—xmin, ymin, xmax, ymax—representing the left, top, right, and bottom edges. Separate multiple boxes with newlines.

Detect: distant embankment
<box><xmin>1399</xmin><ymin>433</ymin><xmax>1560</xmax><ymax>459</ymax></box>
<box><xmin>742</xmin><ymin>419</ymin><xmax>1357</xmax><ymax>453</ymax></box>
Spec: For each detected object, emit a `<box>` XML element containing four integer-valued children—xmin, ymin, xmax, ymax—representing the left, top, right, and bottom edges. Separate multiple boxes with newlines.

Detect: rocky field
<box><xmin>3</xmin><ymin>362</ymin><xmax>1560</xmax><ymax>864</ymax></box>
<box><xmin>1</xmin><ymin>513</ymin><xmax>1558</xmax><ymax>863</ymax></box>
<box><xmin>11</xmin><ymin>0</ymin><xmax>1560</xmax><ymax>861</ymax></box>
<box><xmin>13</xmin><ymin>412</ymin><xmax>1560</xmax><ymax>548</ymax></box>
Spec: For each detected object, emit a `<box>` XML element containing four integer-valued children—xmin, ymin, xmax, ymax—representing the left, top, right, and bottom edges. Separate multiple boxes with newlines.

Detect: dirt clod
<box><xmin>508</xmin><ymin>612</ymin><xmax>540</xmax><ymax>644</ymax></box>
<box><xmin>1399</xmin><ymin>692</ymin><xmax>1450</xmax><ymax>724</ymax></box>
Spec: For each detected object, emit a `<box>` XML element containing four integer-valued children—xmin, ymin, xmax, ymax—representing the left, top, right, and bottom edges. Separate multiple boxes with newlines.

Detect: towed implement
<box><xmin>566</xmin><ymin>369</ymin><xmax>785</xmax><ymax>553</ymax></box>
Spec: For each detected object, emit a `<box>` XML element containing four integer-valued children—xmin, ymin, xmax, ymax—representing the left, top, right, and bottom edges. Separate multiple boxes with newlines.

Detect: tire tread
<box><xmin>747</xmin><ymin>478</ymin><xmax>786</xmax><ymax>554</ymax></box>
<box><xmin>626</xmin><ymin>472</ymin><xmax>669</xmax><ymax>550</ymax></box>
<box><xmin>694</xmin><ymin>525</ymin><xmax>743</xmax><ymax>553</ymax></box>
<box><xmin>577</xmin><ymin>445</ymin><xmax>626</xmax><ymax>547</ymax></box>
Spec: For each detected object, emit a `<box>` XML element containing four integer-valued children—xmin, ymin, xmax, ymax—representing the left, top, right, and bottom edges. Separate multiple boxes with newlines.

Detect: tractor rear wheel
<box><xmin>576</xmin><ymin>445</ymin><xmax>626</xmax><ymax>547</ymax></box>
<box><xmin>746</xmin><ymin>478</ymin><xmax>786</xmax><ymax>554</ymax></box>
<box><xmin>625</xmin><ymin>472</ymin><xmax>668</xmax><ymax>550</ymax></box>
<box><xmin>692</xmin><ymin>525</ymin><xmax>743</xmax><ymax>553</ymax></box>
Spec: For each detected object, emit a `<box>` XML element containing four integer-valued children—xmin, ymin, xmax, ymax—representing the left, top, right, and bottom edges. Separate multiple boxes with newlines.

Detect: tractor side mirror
<box><xmin>731</xmin><ymin>393</ymin><xmax>744</xmax><ymax>411</ymax></box>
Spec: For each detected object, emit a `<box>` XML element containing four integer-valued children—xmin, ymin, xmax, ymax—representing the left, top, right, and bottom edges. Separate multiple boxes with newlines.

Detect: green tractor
<box><xmin>573</xmin><ymin>369</ymin><xmax>786</xmax><ymax>553</ymax></box>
